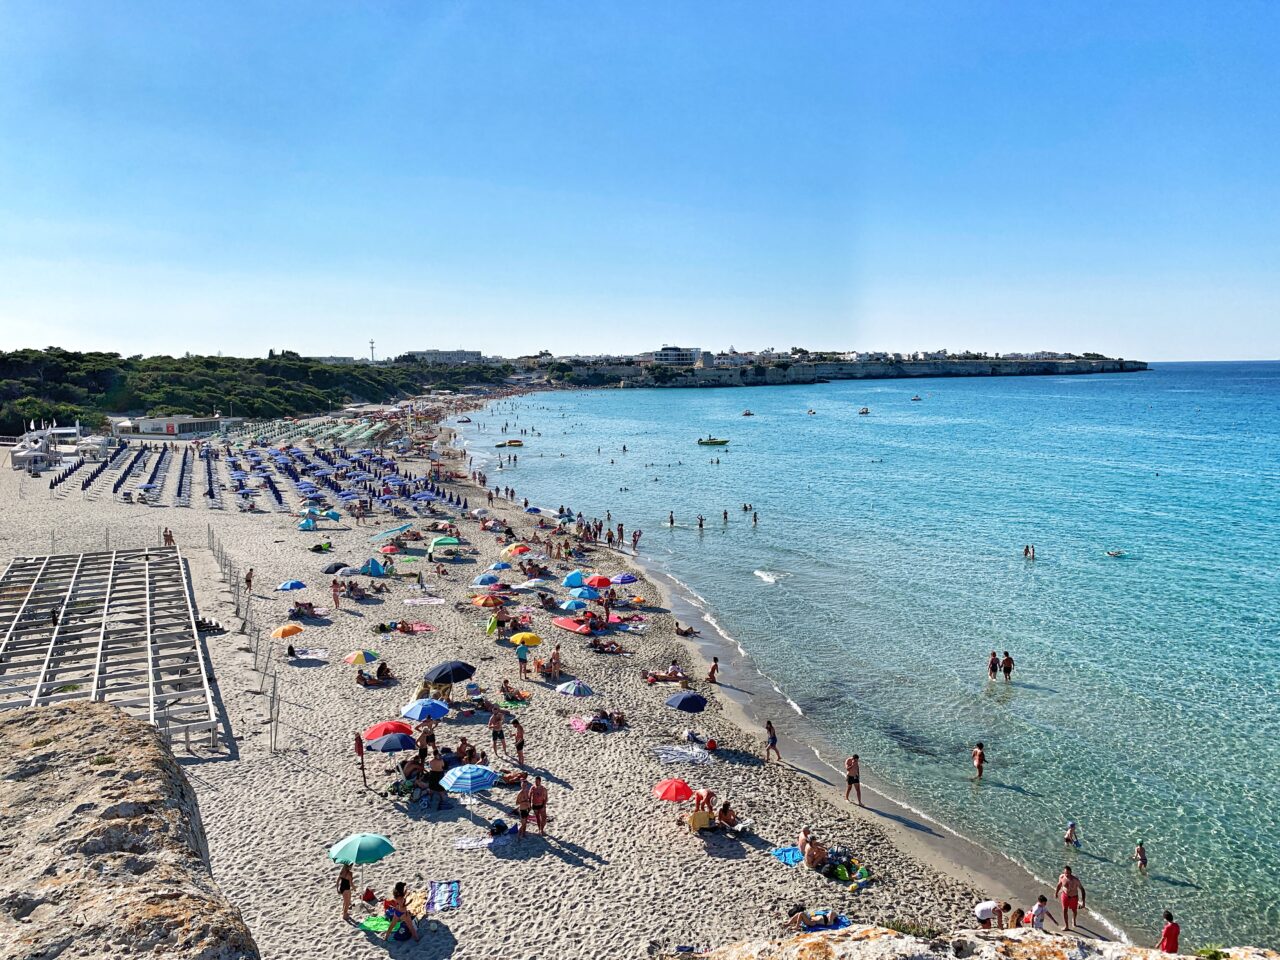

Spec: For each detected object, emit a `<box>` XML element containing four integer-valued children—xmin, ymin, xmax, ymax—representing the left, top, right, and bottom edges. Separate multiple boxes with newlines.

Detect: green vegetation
<box><xmin>1195</xmin><ymin>947</ymin><xmax>1227</xmax><ymax>960</ymax></box>
<box><xmin>0</xmin><ymin>348</ymin><xmax>514</xmax><ymax>435</ymax></box>
<box><xmin>883</xmin><ymin>919</ymin><xmax>943</xmax><ymax>939</ymax></box>
<box><xmin>89</xmin><ymin>754</ymin><xmax>115</xmax><ymax>766</ymax></box>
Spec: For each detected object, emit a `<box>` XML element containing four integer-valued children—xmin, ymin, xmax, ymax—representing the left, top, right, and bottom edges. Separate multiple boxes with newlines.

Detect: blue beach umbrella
<box><xmin>365</xmin><ymin>733</ymin><xmax>417</xmax><ymax>753</ymax></box>
<box><xmin>401</xmin><ymin>698</ymin><xmax>450</xmax><ymax>722</ymax></box>
<box><xmin>561</xmin><ymin>570</ymin><xmax>585</xmax><ymax>588</ymax></box>
<box><xmin>556</xmin><ymin>679</ymin><xmax>593</xmax><ymax>697</ymax></box>
<box><xmin>276</xmin><ymin>580</ymin><xmax>306</xmax><ymax>591</ymax></box>
<box><xmin>524</xmin><ymin>506</ymin><xmax>541</xmax><ymax>514</ymax></box>
<box><xmin>441</xmin><ymin>764</ymin><xmax>498</xmax><ymax>794</ymax></box>
<box><xmin>558</xmin><ymin>599</ymin><xmax>587</xmax><ymax>611</ymax></box>
<box><xmin>489</xmin><ymin>562</ymin><xmax>512</xmax><ymax>570</ymax></box>
<box><xmin>473</xmin><ymin>573</ymin><xmax>500</xmax><ymax>586</ymax></box>
<box><xmin>569</xmin><ymin>587</ymin><xmax>600</xmax><ymax>600</ymax></box>
<box><xmin>665</xmin><ymin>691</ymin><xmax>708</xmax><ymax>714</ymax></box>
<box><xmin>611</xmin><ymin>573</ymin><xmax>638</xmax><ymax>585</ymax></box>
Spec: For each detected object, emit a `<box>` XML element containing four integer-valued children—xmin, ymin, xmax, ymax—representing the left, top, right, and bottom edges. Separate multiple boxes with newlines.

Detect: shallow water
<box><xmin>463</xmin><ymin>362</ymin><xmax>1280</xmax><ymax>948</ymax></box>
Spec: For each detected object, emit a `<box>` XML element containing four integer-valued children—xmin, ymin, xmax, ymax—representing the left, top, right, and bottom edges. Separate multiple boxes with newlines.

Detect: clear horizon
<box><xmin>2</xmin><ymin>2</ymin><xmax>1277</xmax><ymax>361</ymax></box>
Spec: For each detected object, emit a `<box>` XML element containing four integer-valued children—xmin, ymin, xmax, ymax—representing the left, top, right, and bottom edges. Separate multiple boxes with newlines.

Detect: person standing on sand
<box><xmin>515</xmin><ymin>638</ymin><xmax>530</xmax><ymax>679</ymax></box>
<box><xmin>844</xmin><ymin>755</ymin><xmax>862</xmax><ymax>805</ymax></box>
<box><xmin>336</xmin><ymin>863</ymin><xmax>354</xmax><ymax>921</ymax></box>
<box><xmin>1055</xmin><ymin>865</ymin><xmax>1085</xmax><ymax>930</ymax></box>
<box><xmin>705</xmin><ymin>656</ymin><xmax>719</xmax><ymax>683</ymax></box>
<box><xmin>765</xmin><ymin>720</ymin><xmax>781</xmax><ymax>762</ymax></box>
<box><xmin>487</xmin><ymin>708</ymin><xmax>507</xmax><ymax>758</ymax></box>
<box><xmin>972</xmin><ymin>741</ymin><xmax>986</xmax><ymax>779</ymax></box>
<box><xmin>515</xmin><ymin>775</ymin><xmax>533</xmax><ymax>838</ymax></box>
<box><xmin>512</xmin><ymin>717</ymin><xmax>526</xmax><ymax>765</ymax></box>
<box><xmin>1158</xmin><ymin>911</ymin><xmax>1179</xmax><ymax>953</ymax></box>
<box><xmin>1030</xmin><ymin>894</ymin><xmax>1058</xmax><ymax>930</ymax></box>
<box><xmin>244</xmin><ymin>569</ymin><xmax>254</xmax><ymax>595</ymax></box>
<box><xmin>331</xmin><ymin>578</ymin><xmax>341</xmax><ymax>610</ymax></box>
<box><xmin>530</xmin><ymin>775</ymin><xmax>549</xmax><ymax>835</ymax></box>
<box><xmin>1001</xmin><ymin>651</ymin><xmax>1015</xmax><ymax>681</ymax></box>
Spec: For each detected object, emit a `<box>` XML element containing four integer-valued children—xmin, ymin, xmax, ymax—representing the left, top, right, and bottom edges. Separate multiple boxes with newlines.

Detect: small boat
<box><xmin>910</xmin><ymin>395</ymin><xmax>922</xmax><ymax>402</ymax></box>
<box><xmin>858</xmin><ymin>407</ymin><xmax>870</xmax><ymax>416</ymax></box>
<box><xmin>697</xmin><ymin>437</ymin><xmax>730</xmax><ymax>446</ymax></box>
<box><xmin>742</xmin><ymin>410</ymin><xmax>754</xmax><ymax>417</ymax></box>
<box><xmin>506</xmin><ymin>440</ymin><xmax>524</xmax><ymax>447</ymax></box>
<box><xmin>806</xmin><ymin>409</ymin><xmax>816</xmax><ymax>415</ymax></box>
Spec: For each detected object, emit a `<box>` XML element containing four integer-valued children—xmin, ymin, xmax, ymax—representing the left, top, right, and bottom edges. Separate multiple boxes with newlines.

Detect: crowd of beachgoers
<box><xmin>0</xmin><ymin>405</ymin><xmax>1171</xmax><ymax>959</ymax></box>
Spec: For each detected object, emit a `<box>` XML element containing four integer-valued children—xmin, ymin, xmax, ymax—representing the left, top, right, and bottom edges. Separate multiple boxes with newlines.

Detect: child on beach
<box><xmin>1030</xmin><ymin>894</ymin><xmax>1058</xmax><ymax>930</ymax></box>
<box><xmin>1064</xmin><ymin>821</ymin><xmax>1080</xmax><ymax>847</ymax></box>
<box><xmin>972</xmin><ymin>742</ymin><xmax>986</xmax><ymax>779</ymax></box>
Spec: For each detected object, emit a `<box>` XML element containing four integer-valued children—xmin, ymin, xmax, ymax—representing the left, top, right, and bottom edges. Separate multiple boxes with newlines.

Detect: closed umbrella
<box><xmin>322</xmin><ymin>561</ymin><xmax>348</xmax><ymax>574</ymax></box>
<box><xmin>665</xmin><ymin>691</ymin><xmax>708</xmax><ymax>714</ymax></box>
<box><xmin>652</xmin><ymin>778</ymin><xmax>693</xmax><ymax>802</ymax></box>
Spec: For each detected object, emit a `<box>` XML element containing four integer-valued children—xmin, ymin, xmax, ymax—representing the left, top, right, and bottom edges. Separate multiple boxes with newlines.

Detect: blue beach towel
<box><xmin>770</xmin><ymin>846</ymin><xmax>803</xmax><ymax>867</ymax></box>
<box><xmin>426</xmin><ymin>880</ymin><xmax>461</xmax><ymax>913</ymax></box>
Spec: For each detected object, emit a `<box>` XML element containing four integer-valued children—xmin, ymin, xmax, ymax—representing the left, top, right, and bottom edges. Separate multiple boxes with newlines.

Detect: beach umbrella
<box><xmin>338</xmin><ymin>566</ymin><xmax>362</xmax><ymax>576</ymax></box>
<box><xmin>365</xmin><ymin>733</ymin><xmax>416</xmax><ymax>753</ymax></box>
<box><xmin>652</xmin><ymin>778</ymin><xmax>693</xmax><ymax>803</ymax></box>
<box><xmin>271</xmin><ymin>623</ymin><xmax>304</xmax><ymax>639</ymax></box>
<box><xmin>471</xmin><ymin>507</ymin><xmax>489</xmax><ymax>517</ymax></box>
<box><xmin>431</xmin><ymin>536</ymin><xmax>461</xmax><ymax>549</ymax></box>
<box><xmin>379</xmin><ymin>545</ymin><xmax>399</xmax><ymax>555</ymax></box>
<box><xmin>322</xmin><ymin>560</ymin><xmax>348</xmax><ymax>574</ymax></box>
<box><xmin>569</xmin><ymin>587</ymin><xmax>600</xmax><ymax>600</ymax></box>
<box><xmin>276</xmin><ymin>580</ymin><xmax>306</xmax><ymax>591</ymax></box>
<box><xmin>401</xmin><ymin>698</ymin><xmax>450</xmax><ymax>722</ymax></box>
<box><xmin>489</xmin><ymin>562</ymin><xmax>512</xmax><ymax>570</ymax></box>
<box><xmin>472</xmin><ymin>595</ymin><xmax>504</xmax><ymax>608</ymax></box>
<box><xmin>362</xmin><ymin>720</ymin><xmax>413</xmax><ymax>740</ymax></box>
<box><xmin>297</xmin><ymin>519</ymin><xmax>317</xmax><ymax>531</ymax></box>
<box><xmin>422</xmin><ymin>660</ymin><xmax>475</xmax><ymax>684</ymax></box>
<box><xmin>500</xmin><ymin>544</ymin><xmax>530</xmax><ymax>558</ymax></box>
<box><xmin>516</xmin><ymin>578</ymin><xmax>548</xmax><ymax>589</ymax></box>
<box><xmin>561</xmin><ymin>570</ymin><xmax>585</xmax><ymax>588</ymax></box>
<box><xmin>584</xmin><ymin>575</ymin><xmax>611</xmax><ymax>589</ymax></box>
<box><xmin>558</xmin><ymin>599</ymin><xmax>587</xmax><ymax>611</ymax></box>
<box><xmin>323</xmin><ymin>510</ymin><xmax>342</xmax><ymax>521</ymax></box>
<box><xmin>510</xmin><ymin>632</ymin><xmax>542</xmax><ymax>647</ymax></box>
<box><xmin>556</xmin><ymin>679</ymin><xmax>593</xmax><ymax>697</ymax></box>
<box><xmin>665</xmin><ymin>691</ymin><xmax>708</xmax><ymax>714</ymax></box>
<box><xmin>343</xmin><ymin>649</ymin><xmax>380</xmax><ymax>665</ymax></box>
<box><xmin>524</xmin><ymin>506</ymin><xmax>541</xmax><ymax>514</ymax></box>
<box><xmin>611</xmin><ymin>573</ymin><xmax>638</xmax><ymax>585</ymax></box>
<box><xmin>441</xmin><ymin>764</ymin><xmax>498</xmax><ymax>794</ymax></box>
<box><xmin>372</xmin><ymin>523</ymin><xmax>413</xmax><ymax>540</ymax></box>
<box><xmin>473</xmin><ymin>573</ymin><xmax>500</xmax><ymax>586</ymax></box>
<box><xmin>328</xmin><ymin>833</ymin><xmax>394</xmax><ymax>866</ymax></box>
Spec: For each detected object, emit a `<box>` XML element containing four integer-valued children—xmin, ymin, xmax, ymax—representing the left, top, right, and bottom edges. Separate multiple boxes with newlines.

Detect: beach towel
<box><xmin>358</xmin><ymin>916</ymin><xmax>391</xmax><ymax>933</ymax></box>
<box><xmin>652</xmin><ymin>745</ymin><xmax>714</xmax><ymax>765</ymax></box>
<box><xmin>405</xmin><ymin>622</ymin><xmax>436</xmax><ymax>633</ymax></box>
<box><xmin>770</xmin><ymin>846</ymin><xmax>804</xmax><ymax>867</ymax></box>
<box><xmin>568</xmin><ymin>716</ymin><xmax>589</xmax><ymax>733</ymax></box>
<box><xmin>404</xmin><ymin>597</ymin><xmax>445</xmax><ymax>606</ymax></box>
<box><xmin>291</xmin><ymin>647</ymin><xmax>329</xmax><ymax>659</ymax></box>
<box><xmin>501</xmin><ymin>699</ymin><xmax>528</xmax><ymax>709</ymax></box>
<box><xmin>452</xmin><ymin>833</ymin><xmax>514</xmax><ymax>851</ymax></box>
<box><xmin>424</xmin><ymin>880</ymin><xmax>461</xmax><ymax>914</ymax></box>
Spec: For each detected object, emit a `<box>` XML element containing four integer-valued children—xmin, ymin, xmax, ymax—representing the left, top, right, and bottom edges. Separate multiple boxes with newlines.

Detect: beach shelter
<box><xmin>401</xmin><ymin>698</ymin><xmax>450</xmax><ymax>722</ymax></box>
<box><xmin>431</xmin><ymin>536</ymin><xmax>461</xmax><ymax>550</ymax></box>
<box><xmin>276</xmin><ymin>580</ymin><xmax>306</xmax><ymax>591</ymax></box>
<box><xmin>365</xmin><ymin>733</ymin><xmax>416</xmax><ymax>753</ymax></box>
<box><xmin>556</xmin><ymin>679</ymin><xmax>593</xmax><ymax>697</ymax></box>
<box><xmin>362</xmin><ymin>721</ymin><xmax>413</xmax><ymax>740</ymax></box>
<box><xmin>652</xmin><ymin>778</ymin><xmax>693</xmax><ymax>803</ymax></box>
<box><xmin>510</xmin><ymin>631</ymin><xmax>541</xmax><ymax>647</ymax></box>
<box><xmin>423</xmin><ymin>660</ymin><xmax>476</xmax><ymax>684</ymax></box>
<box><xmin>372</xmin><ymin>523</ymin><xmax>413</xmax><ymax>541</ymax></box>
<box><xmin>561</xmin><ymin>570</ymin><xmax>586</xmax><ymax>588</ymax></box>
<box><xmin>271</xmin><ymin>623</ymin><xmax>304</xmax><ymax>640</ymax></box>
<box><xmin>323</xmin><ymin>510</ymin><xmax>342</xmax><ymax>522</ymax></box>
<box><xmin>569</xmin><ymin>587</ymin><xmax>600</xmax><ymax>600</ymax></box>
<box><xmin>338</xmin><ymin>566</ymin><xmax>362</xmax><ymax>577</ymax></box>
<box><xmin>584</xmin><ymin>575</ymin><xmax>612</xmax><ymax>589</ymax></box>
<box><xmin>298</xmin><ymin>518</ymin><xmax>318</xmax><ymax>531</ymax></box>
<box><xmin>611</xmin><ymin>572</ymin><xmax>639</xmax><ymax>585</ymax></box>
<box><xmin>358</xmin><ymin>558</ymin><xmax>387</xmax><ymax>576</ymax></box>
<box><xmin>343</xmin><ymin>649</ymin><xmax>380</xmax><ymax>665</ymax></box>
<box><xmin>322</xmin><ymin>561</ymin><xmax>348</xmax><ymax>574</ymax></box>
<box><xmin>665</xmin><ymin>691</ymin><xmax>708</xmax><ymax>714</ymax></box>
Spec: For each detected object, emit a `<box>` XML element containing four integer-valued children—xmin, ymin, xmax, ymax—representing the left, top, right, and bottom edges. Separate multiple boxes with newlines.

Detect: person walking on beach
<box><xmin>1030</xmin><ymin>894</ymin><xmax>1058</xmax><ymax>930</ymax></box>
<box><xmin>844</xmin><ymin>754</ymin><xmax>862</xmax><ymax>805</ymax></box>
<box><xmin>512</xmin><ymin>717</ymin><xmax>526</xmax><ymax>765</ymax></box>
<box><xmin>972</xmin><ymin>741</ymin><xmax>986</xmax><ymax>779</ymax></box>
<box><xmin>515</xmin><ymin>638</ymin><xmax>530</xmax><ymax>679</ymax></box>
<box><xmin>1157</xmin><ymin>911</ymin><xmax>1180</xmax><ymax>953</ymax></box>
<box><xmin>336</xmin><ymin>863</ymin><xmax>354</xmax><ymax>921</ymax></box>
<box><xmin>1001</xmin><ymin>651</ymin><xmax>1015</xmax><ymax>681</ymax></box>
<box><xmin>764</xmin><ymin>720</ymin><xmax>781</xmax><ymax>762</ymax></box>
<box><xmin>705</xmin><ymin>656</ymin><xmax>719</xmax><ymax>683</ymax></box>
<box><xmin>530</xmin><ymin>775</ymin><xmax>548</xmax><ymax>836</ymax></box>
<box><xmin>244</xmin><ymin>569</ymin><xmax>254</xmax><ymax>595</ymax></box>
<box><xmin>1055</xmin><ymin>865</ymin><xmax>1085</xmax><ymax>930</ymax></box>
<box><xmin>330</xmin><ymin>578</ymin><xmax>341</xmax><ymax>610</ymax></box>
<box><xmin>987</xmin><ymin>651</ymin><xmax>999</xmax><ymax>680</ymax></box>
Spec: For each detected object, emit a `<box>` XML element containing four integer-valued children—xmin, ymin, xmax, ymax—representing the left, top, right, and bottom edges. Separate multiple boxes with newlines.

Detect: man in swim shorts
<box><xmin>844</xmin><ymin>755</ymin><xmax>862</xmax><ymax>805</ymax></box>
<box><xmin>1055</xmin><ymin>865</ymin><xmax>1085</xmax><ymax>930</ymax></box>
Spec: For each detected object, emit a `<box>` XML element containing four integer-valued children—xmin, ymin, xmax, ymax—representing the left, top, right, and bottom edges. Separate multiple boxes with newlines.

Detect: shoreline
<box><xmin>458</xmin><ymin>408</ymin><xmax>1135</xmax><ymax>946</ymax></box>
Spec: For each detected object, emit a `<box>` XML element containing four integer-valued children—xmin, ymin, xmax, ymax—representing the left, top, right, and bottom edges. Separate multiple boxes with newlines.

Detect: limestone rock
<box><xmin>0</xmin><ymin>703</ymin><xmax>258</xmax><ymax>960</ymax></box>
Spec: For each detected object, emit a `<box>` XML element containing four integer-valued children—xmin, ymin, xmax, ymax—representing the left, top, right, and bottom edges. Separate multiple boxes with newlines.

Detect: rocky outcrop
<box><xmin>0</xmin><ymin>703</ymin><xmax>258</xmax><ymax>960</ymax></box>
<box><xmin>700</xmin><ymin>925</ymin><xmax>1275</xmax><ymax>960</ymax></box>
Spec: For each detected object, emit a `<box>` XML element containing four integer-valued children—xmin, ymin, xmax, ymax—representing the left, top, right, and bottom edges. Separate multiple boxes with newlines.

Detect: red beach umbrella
<box><xmin>363</xmin><ymin>720</ymin><xmax>413</xmax><ymax>740</ymax></box>
<box><xmin>584</xmin><ymin>575</ymin><xmax>611</xmax><ymax>589</ymax></box>
<box><xmin>652</xmin><ymin>778</ymin><xmax>693</xmax><ymax>803</ymax></box>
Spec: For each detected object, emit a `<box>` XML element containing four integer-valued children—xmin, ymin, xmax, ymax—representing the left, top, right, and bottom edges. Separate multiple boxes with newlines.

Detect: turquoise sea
<box><xmin>462</xmin><ymin>362</ymin><xmax>1280</xmax><ymax>948</ymax></box>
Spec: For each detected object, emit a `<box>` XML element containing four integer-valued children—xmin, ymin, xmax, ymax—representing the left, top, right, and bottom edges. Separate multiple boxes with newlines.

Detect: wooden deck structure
<box><xmin>0</xmin><ymin>546</ymin><xmax>218</xmax><ymax>740</ymax></box>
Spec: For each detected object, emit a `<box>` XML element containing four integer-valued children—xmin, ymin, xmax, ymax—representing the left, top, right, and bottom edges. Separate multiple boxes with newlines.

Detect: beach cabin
<box><xmin>8</xmin><ymin>429</ymin><xmax>58</xmax><ymax>472</ymax></box>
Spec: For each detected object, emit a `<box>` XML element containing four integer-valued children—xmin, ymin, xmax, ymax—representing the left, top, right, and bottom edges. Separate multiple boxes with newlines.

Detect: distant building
<box><xmin>711</xmin><ymin>351</ymin><xmax>755</xmax><ymax>367</ymax></box>
<box><xmin>637</xmin><ymin>346</ymin><xmax>703</xmax><ymax>367</ymax></box>
<box><xmin>306</xmin><ymin>356</ymin><xmax>360</xmax><ymax>365</ymax></box>
<box><xmin>404</xmin><ymin>350</ymin><xmax>484</xmax><ymax>365</ymax></box>
<box><xmin>110</xmin><ymin>415</ymin><xmax>244</xmax><ymax>438</ymax></box>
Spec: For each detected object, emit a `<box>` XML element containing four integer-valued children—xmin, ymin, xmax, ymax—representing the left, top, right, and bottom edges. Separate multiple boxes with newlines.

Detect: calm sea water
<box><xmin>462</xmin><ymin>362</ymin><xmax>1280</xmax><ymax>948</ymax></box>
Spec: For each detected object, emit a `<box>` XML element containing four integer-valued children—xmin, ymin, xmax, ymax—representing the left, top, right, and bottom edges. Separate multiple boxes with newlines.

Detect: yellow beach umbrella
<box><xmin>510</xmin><ymin>632</ymin><xmax>542</xmax><ymax>647</ymax></box>
<box><xmin>271</xmin><ymin>623</ymin><xmax>304</xmax><ymax>639</ymax></box>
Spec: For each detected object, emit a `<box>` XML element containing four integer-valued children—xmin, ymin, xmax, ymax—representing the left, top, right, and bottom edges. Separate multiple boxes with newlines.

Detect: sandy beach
<box><xmin>0</xmin><ymin>432</ymin><xmax>1062</xmax><ymax>960</ymax></box>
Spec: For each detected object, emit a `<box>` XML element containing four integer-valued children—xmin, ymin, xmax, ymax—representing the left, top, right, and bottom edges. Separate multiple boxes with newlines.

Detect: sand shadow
<box><xmin>358</xmin><ymin>916</ymin><xmax>458</xmax><ymax>956</ymax></box>
<box><xmin>286</xmin><ymin>657</ymin><xmax>328</xmax><ymax>668</ymax></box>
<box><xmin>863</xmin><ymin>805</ymin><xmax>940</xmax><ymax>837</ymax></box>
<box><xmin>709</xmin><ymin>747</ymin><xmax>764</xmax><ymax>768</ymax></box>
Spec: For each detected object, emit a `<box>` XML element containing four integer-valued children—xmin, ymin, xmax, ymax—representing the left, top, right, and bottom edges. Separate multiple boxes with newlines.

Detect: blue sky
<box><xmin>0</xmin><ymin>1</ymin><xmax>1276</xmax><ymax>360</ymax></box>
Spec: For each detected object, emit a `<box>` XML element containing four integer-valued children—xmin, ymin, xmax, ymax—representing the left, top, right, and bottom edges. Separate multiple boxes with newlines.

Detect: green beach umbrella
<box><xmin>430</xmin><ymin>535</ymin><xmax>461</xmax><ymax>549</ymax></box>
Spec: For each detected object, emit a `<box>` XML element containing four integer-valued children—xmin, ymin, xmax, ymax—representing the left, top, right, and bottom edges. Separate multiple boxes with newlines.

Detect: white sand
<box><xmin>0</xmin><ymin>440</ymin><xmax>988</xmax><ymax>960</ymax></box>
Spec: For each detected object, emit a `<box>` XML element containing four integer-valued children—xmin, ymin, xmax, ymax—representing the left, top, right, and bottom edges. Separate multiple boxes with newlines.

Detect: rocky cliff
<box><xmin>0</xmin><ymin>703</ymin><xmax>258</xmax><ymax>960</ymax></box>
<box><xmin>700</xmin><ymin>925</ymin><xmax>1274</xmax><ymax>960</ymax></box>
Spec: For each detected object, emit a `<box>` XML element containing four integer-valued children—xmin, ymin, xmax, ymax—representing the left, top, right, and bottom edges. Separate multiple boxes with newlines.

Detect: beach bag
<box><xmin>361</xmin><ymin>887</ymin><xmax>377</xmax><ymax>903</ymax></box>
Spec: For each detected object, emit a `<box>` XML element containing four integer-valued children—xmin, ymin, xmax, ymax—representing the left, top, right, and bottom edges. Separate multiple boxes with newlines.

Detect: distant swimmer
<box><xmin>722</xmin><ymin>510</ymin><xmax>728</xmax><ymax>522</ymax></box>
<box><xmin>753</xmin><ymin>512</ymin><xmax>758</xmax><ymax>525</ymax></box>
<box><xmin>1106</xmin><ymin>550</ymin><xmax>1126</xmax><ymax>558</ymax></box>
<box><xmin>1132</xmin><ymin>840</ymin><xmax>1148</xmax><ymax>873</ymax></box>
<box><xmin>668</xmin><ymin>511</ymin><xmax>675</xmax><ymax>526</ymax></box>
<box><xmin>697</xmin><ymin>515</ymin><xmax>705</xmax><ymax>529</ymax></box>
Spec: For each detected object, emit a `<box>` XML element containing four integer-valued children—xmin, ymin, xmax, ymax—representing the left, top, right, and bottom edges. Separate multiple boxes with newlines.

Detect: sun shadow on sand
<box><xmin>863</xmin><ymin>805</ymin><xmax>941</xmax><ymax>837</ymax></box>
<box><xmin>708</xmin><ymin>747</ymin><xmax>764</xmax><ymax>768</ymax></box>
<box><xmin>359</xmin><ymin>918</ymin><xmax>458</xmax><ymax>957</ymax></box>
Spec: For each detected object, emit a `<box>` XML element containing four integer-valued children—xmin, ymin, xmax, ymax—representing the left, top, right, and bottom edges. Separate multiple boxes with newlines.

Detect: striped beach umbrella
<box><xmin>343</xmin><ymin>649</ymin><xmax>380</xmax><ymax>665</ymax></box>
<box><xmin>441</xmin><ymin>764</ymin><xmax>499</xmax><ymax>794</ymax></box>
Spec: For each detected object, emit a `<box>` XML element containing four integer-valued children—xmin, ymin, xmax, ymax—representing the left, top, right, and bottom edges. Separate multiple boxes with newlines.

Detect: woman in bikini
<box><xmin>765</xmin><ymin>720</ymin><xmax>781</xmax><ymax>762</ymax></box>
<box><xmin>336</xmin><ymin>863</ymin><xmax>354</xmax><ymax>921</ymax></box>
<box><xmin>383</xmin><ymin>881</ymin><xmax>419</xmax><ymax>941</ymax></box>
